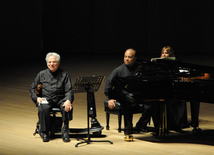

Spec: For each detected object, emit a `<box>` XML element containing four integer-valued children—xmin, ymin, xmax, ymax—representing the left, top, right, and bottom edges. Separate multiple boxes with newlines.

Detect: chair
<box><xmin>104</xmin><ymin>100</ymin><xmax>144</xmax><ymax>132</ymax></box>
<box><xmin>49</xmin><ymin>108</ymin><xmax>63</xmax><ymax>137</ymax></box>
<box><xmin>33</xmin><ymin>84</ymin><xmax>73</xmax><ymax>137</ymax></box>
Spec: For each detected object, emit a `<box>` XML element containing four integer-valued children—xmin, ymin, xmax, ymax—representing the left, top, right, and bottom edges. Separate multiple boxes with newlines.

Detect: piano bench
<box><xmin>104</xmin><ymin>100</ymin><xmax>144</xmax><ymax>132</ymax></box>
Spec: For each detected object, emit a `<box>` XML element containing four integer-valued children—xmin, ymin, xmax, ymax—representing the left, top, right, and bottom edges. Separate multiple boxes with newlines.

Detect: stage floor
<box><xmin>0</xmin><ymin>53</ymin><xmax>214</xmax><ymax>154</ymax></box>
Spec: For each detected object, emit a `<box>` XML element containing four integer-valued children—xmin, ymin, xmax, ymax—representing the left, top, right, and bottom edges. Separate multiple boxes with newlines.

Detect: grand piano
<box><xmin>114</xmin><ymin>58</ymin><xmax>214</xmax><ymax>135</ymax></box>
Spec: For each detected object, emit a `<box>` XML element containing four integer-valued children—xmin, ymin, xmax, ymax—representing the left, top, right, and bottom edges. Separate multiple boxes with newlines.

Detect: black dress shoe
<box><xmin>174</xmin><ymin>127</ymin><xmax>183</xmax><ymax>132</ymax></box>
<box><xmin>135</xmin><ymin>125</ymin><xmax>148</xmax><ymax>132</ymax></box>
<box><xmin>151</xmin><ymin>128</ymin><xmax>159</xmax><ymax>137</ymax></box>
<box><xmin>192</xmin><ymin>127</ymin><xmax>202</xmax><ymax>134</ymax></box>
<box><xmin>62</xmin><ymin>129</ymin><xmax>70</xmax><ymax>142</ymax></box>
<box><xmin>152</xmin><ymin>131</ymin><xmax>159</xmax><ymax>137</ymax></box>
<box><xmin>42</xmin><ymin>132</ymin><xmax>49</xmax><ymax>142</ymax></box>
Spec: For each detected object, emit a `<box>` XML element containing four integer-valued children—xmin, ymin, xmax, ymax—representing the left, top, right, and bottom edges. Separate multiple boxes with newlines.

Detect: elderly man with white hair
<box><xmin>30</xmin><ymin>52</ymin><xmax>73</xmax><ymax>142</ymax></box>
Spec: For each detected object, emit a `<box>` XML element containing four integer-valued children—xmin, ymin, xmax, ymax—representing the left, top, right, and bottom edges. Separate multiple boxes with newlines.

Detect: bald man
<box><xmin>104</xmin><ymin>49</ymin><xmax>153</xmax><ymax>141</ymax></box>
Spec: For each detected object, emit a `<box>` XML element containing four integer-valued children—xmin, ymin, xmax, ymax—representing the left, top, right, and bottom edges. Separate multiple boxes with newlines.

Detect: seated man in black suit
<box><xmin>104</xmin><ymin>48</ymin><xmax>154</xmax><ymax>141</ymax></box>
<box><xmin>30</xmin><ymin>52</ymin><xmax>73</xmax><ymax>142</ymax></box>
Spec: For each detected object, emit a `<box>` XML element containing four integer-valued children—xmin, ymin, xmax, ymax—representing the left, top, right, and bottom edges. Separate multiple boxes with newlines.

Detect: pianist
<box><xmin>162</xmin><ymin>46</ymin><xmax>201</xmax><ymax>133</ymax></box>
<box><xmin>151</xmin><ymin>46</ymin><xmax>175</xmax><ymax>62</ymax></box>
<box><xmin>160</xmin><ymin>46</ymin><xmax>175</xmax><ymax>58</ymax></box>
<box><xmin>154</xmin><ymin>46</ymin><xmax>188</xmax><ymax>132</ymax></box>
<box><xmin>162</xmin><ymin>46</ymin><xmax>186</xmax><ymax>130</ymax></box>
<box><xmin>155</xmin><ymin>46</ymin><xmax>201</xmax><ymax>133</ymax></box>
<box><xmin>104</xmin><ymin>48</ymin><xmax>154</xmax><ymax>141</ymax></box>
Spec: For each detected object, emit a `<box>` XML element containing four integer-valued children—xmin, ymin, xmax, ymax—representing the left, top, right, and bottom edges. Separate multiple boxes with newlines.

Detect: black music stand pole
<box><xmin>73</xmin><ymin>76</ymin><xmax>113</xmax><ymax>147</ymax></box>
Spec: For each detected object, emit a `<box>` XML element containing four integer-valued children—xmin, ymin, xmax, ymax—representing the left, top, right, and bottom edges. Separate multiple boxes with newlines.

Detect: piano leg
<box><xmin>152</xmin><ymin>102</ymin><xmax>160</xmax><ymax>136</ymax></box>
<box><xmin>153</xmin><ymin>100</ymin><xmax>168</xmax><ymax>136</ymax></box>
<box><xmin>190</xmin><ymin>101</ymin><xmax>202</xmax><ymax>133</ymax></box>
<box><xmin>160</xmin><ymin>102</ymin><xmax>168</xmax><ymax>136</ymax></box>
<box><xmin>190</xmin><ymin>101</ymin><xmax>200</xmax><ymax>127</ymax></box>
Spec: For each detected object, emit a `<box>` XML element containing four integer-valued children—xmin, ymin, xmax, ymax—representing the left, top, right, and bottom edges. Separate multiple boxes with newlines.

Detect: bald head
<box><xmin>124</xmin><ymin>48</ymin><xmax>136</xmax><ymax>66</ymax></box>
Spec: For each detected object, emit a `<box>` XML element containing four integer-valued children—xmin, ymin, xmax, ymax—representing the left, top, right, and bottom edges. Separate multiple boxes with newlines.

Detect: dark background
<box><xmin>1</xmin><ymin>0</ymin><xmax>214</xmax><ymax>67</ymax></box>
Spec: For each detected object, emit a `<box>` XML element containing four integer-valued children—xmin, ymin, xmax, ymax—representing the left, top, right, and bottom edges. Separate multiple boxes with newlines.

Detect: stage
<box><xmin>0</xmin><ymin>53</ymin><xmax>214</xmax><ymax>154</ymax></box>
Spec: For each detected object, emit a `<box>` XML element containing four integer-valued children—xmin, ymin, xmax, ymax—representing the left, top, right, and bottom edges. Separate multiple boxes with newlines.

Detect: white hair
<box><xmin>45</xmin><ymin>52</ymin><xmax>61</xmax><ymax>62</ymax></box>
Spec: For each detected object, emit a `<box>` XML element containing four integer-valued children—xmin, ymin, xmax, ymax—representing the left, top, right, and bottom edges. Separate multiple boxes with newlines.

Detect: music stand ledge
<box><xmin>73</xmin><ymin>76</ymin><xmax>113</xmax><ymax>147</ymax></box>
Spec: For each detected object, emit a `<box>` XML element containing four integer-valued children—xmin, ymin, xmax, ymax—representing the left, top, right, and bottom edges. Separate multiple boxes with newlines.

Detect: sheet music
<box><xmin>151</xmin><ymin>57</ymin><xmax>176</xmax><ymax>62</ymax></box>
<box><xmin>40</xmin><ymin>98</ymin><xmax>49</xmax><ymax>104</ymax></box>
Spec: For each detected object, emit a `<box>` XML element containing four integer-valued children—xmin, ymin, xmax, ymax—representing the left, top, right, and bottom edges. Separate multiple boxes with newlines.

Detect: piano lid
<box><xmin>154</xmin><ymin>59</ymin><xmax>214</xmax><ymax>72</ymax></box>
<box><xmin>136</xmin><ymin>58</ymin><xmax>214</xmax><ymax>80</ymax></box>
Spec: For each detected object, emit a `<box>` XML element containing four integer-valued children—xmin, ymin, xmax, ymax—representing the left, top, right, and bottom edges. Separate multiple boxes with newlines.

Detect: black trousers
<box><xmin>136</xmin><ymin>103</ymin><xmax>154</xmax><ymax>129</ymax></box>
<box><xmin>167</xmin><ymin>100</ymin><xmax>187</xmax><ymax>130</ymax></box>
<box><xmin>167</xmin><ymin>100</ymin><xmax>200</xmax><ymax>129</ymax></box>
<box><xmin>108</xmin><ymin>88</ymin><xmax>149</xmax><ymax>135</ymax></box>
<box><xmin>120</xmin><ymin>100</ymin><xmax>133</xmax><ymax>135</ymax></box>
<box><xmin>152</xmin><ymin>100</ymin><xmax>200</xmax><ymax>134</ymax></box>
<box><xmin>122</xmin><ymin>102</ymin><xmax>154</xmax><ymax>135</ymax></box>
<box><xmin>152</xmin><ymin>100</ymin><xmax>187</xmax><ymax>132</ymax></box>
<box><xmin>38</xmin><ymin>103</ymin><xmax>71</xmax><ymax>132</ymax></box>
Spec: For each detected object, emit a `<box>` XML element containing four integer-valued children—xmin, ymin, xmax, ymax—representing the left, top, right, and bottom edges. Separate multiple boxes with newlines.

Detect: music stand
<box><xmin>73</xmin><ymin>75</ymin><xmax>113</xmax><ymax>147</ymax></box>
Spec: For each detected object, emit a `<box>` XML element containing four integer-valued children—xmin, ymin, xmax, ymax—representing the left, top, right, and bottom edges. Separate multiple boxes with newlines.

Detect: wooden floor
<box><xmin>0</xmin><ymin>53</ymin><xmax>214</xmax><ymax>155</ymax></box>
